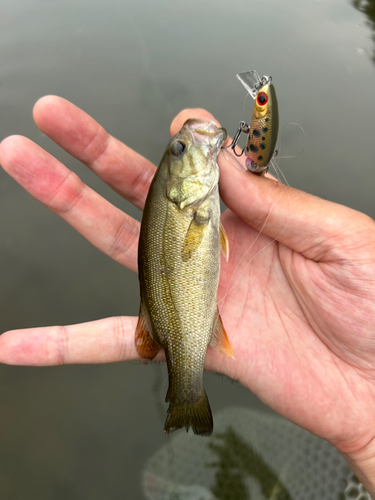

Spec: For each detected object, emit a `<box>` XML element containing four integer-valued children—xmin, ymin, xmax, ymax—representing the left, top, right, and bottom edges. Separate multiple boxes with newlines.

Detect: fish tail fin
<box><xmin>164</xmin><ymin>391</ymin><xmax>213</xmax><ymax>436</ymax></box>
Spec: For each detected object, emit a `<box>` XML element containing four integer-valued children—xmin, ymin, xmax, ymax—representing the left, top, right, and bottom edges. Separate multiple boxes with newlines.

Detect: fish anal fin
<box><xmin>182</xmin><ymin>216</ymin><xmax>208</xmax><ymax>262</ymax></box>
<box><xmin>210</xmin><ymin>312</ymin><xmax>234</xmax><ymax>359</ymax></box>
<box><xmin>135</xmin><ymin>300</ymin><xmax>160</xmax><ymax>360</ymax></box>
<box><xmin>220</xmin><ymin>222</ymin><xmax>229</xmax><ymax>262</ymax></box>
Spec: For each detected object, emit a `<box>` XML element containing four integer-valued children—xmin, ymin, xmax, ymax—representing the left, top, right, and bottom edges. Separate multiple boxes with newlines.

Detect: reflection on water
<box><xmin>352</xmin><ymin>0</ymin><xmax>375</xmax><ymax>62</ymax></box>
<box><xmin>142</xmin><ymin>407</ymin><xmax>365</xmax><ymax>500</ymax></box>
<box><xmin>208</xmin><ymin>427</ymin><xmax>292</xmax><ymax>500</ymax></box>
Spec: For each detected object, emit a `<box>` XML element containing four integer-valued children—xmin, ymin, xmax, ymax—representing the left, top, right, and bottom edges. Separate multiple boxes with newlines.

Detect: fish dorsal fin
<box><xmin>220</xmin><ymin>222</ymin><xmax>229</xmax><ymax>262</ymax></box>
<box><xmin>135</xmin><ymin>299</ymin><xmax>161</xmax><ymax>360</ymax></box>
<box><xmin>210</xmin><ymin>311</ymin><xmax>234</xmax><ymax>359</ymax></box>
<box><xmin>182</xmin><ymin>217</ymin><xmax>208</xmax><ymax>262</ymax></box>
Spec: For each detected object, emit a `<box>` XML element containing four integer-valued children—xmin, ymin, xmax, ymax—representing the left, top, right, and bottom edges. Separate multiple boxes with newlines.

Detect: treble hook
<box><xmin>223</xmin><ymin>121</ymin><xmax>250</xmax><ymax>157</ymax></box>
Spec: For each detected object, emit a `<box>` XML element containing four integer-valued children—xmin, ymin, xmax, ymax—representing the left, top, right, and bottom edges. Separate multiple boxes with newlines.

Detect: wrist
<box><xmin>341</xmin><ymin>439</ymin><xmax>375</xmax><ymax>499</ymax></box>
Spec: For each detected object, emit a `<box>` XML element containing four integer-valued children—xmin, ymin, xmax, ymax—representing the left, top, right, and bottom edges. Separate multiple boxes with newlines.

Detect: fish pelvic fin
<box><xmin>135</xmin><ymin>299</ymin><xmax>161</xmax><ymax>360</ymax></box>
<box><xmin>210</xmin><ymin>311</ymin><xmax>234</xmax><ymax>359</ymax></box>
<box><xmin>164</xmin><ymin>391</ymin><xmax>213</xmax><ymax>436</ymax></box>
<box><xmin>220</xmin><ymin>222</ymin><xmax>229</xmax><ymax>262</ymax></box>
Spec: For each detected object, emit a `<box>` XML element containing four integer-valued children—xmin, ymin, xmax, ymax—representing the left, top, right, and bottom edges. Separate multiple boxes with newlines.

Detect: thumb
<box><xmin>170</xmin><ymin>107</ymin><xmax>368</xmax><ymax>262</ymax></box>
<box><xmin>219</xmin><ymin>149</ymin><xmax>366</xmax><ymax>261</ymax></box>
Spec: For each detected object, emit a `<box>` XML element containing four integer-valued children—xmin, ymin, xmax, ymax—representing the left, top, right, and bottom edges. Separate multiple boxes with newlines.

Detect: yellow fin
<box><xmin>135</xmin><ymin>299</ymin><xmax>160</xmax><ymax>360</ymax></box>
<box><xmin>182</xmin><ymin>217</ymin><xmax>208</xmax><ymax>262</ymax></box>
<box><xmin>220</xmin><ymin>222</ymin><xmax>229</xmax><ymax>262</ymax></box>
<box><xmin>210</xmin><ymin>312</ymin><xmax>234</xmax><ymax>359</ymax></box>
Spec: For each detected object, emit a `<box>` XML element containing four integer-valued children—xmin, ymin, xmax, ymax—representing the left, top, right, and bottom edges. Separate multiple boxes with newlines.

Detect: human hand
<box><xmin>1</xmin><ymin>98</ymin><xmax>375</xmax><ymax>493</ymax></box>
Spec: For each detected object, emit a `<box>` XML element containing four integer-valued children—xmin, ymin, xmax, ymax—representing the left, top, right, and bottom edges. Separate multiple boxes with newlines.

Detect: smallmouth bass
<box><xmin>135</xmin><ymin>119</ymin><xmax>233</xmax><ymax>436</ymax></box>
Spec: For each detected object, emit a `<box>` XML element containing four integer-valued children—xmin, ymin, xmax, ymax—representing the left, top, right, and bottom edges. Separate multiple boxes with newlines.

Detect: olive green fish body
<box><xmin>245</xmin><ymin>82</ymin><xmax>279</xmax><ymax>170</ymax></box>
<box><xmin>136</xmin><ymin>119</ymin><xmax>232</xmax><ymax>436</ymax></box>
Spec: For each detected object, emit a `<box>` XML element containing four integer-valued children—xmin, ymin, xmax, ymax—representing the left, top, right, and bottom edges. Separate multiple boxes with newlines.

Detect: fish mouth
<box><xmin>183</xmin><ymin>119</ymin><xmax>227</xmax><ymax>148</ymax></box>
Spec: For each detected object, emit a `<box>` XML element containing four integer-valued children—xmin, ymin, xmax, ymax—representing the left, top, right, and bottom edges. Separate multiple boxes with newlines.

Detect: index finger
<box><xmin>33</xmin><ymin>96</ymin><xmax>156</xmax><ymax>210</ymax></box>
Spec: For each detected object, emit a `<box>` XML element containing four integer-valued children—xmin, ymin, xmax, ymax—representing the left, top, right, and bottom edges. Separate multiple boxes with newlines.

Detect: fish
<box><xmin>135</xmin><ymin>118</ymin><xmax>233</xmax><ymax>436</ymax></box>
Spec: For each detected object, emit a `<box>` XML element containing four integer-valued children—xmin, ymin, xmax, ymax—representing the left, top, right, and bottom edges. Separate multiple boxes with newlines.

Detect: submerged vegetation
<box><xmin>352</xmin><ymin>0</ymin><xmax>375</xmax><ymax>62</ymax></box>
<box><xmin>208</xmin><ymin>427</ymin><xmax>293</xmax><ymax>500</ymax></box>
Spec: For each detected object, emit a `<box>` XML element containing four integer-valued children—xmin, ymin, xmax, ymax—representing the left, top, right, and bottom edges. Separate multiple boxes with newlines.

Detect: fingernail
<box><xmin>221</xmin><ymin>150</ymin><xmax>246</xmax><ymax>172</ymax></box>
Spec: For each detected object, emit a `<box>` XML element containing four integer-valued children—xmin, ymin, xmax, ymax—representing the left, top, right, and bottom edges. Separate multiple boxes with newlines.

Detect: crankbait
<box><xmin>225</xmin><ymin>70</ymin><xmax>279</xmax><ymax>175</ymax></box>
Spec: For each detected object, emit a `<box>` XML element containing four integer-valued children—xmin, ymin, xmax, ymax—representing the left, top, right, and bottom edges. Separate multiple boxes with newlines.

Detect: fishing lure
<box><xmin>225</xmin><ymin>70</ymin><xmax>279</xmax><ymax>175</ymax></box>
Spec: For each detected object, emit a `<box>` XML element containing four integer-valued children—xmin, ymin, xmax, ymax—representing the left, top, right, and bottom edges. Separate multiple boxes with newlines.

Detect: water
<box><xmin>143</xmin><ymin>408</ymin><xmax>353</xmax><ymax>500</ymax></box>
<box><xmin>0</xmin><ymin>0</ymin><xmax>374</xmax><ymax>498</ymax></box>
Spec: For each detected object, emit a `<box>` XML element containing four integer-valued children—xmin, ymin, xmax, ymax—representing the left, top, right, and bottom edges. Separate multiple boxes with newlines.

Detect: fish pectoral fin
<box><xmin>220</xmin><ymin>222</ymin><xmax>229</xmax><ymax>262</ymax></box>
<box><xmin>135</xmin><ymin>300</ymin><xmax>161</xmax><ymax>360</ymax></box>
<box><xmin>182</xmin><ymin>215</ymin><xmax>209</xmax><ymax>262</ymax></box>
<box><xmin>210</xmin><ymin>311</ymin><xmax>234</xmax><ymax>359</ymax></box>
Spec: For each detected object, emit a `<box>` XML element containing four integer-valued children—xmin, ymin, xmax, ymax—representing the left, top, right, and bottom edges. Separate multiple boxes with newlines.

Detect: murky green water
<box><xmin>1</xmin><ymin>0</ymin><xmax>374</xmax><ymax>498</ymax></box>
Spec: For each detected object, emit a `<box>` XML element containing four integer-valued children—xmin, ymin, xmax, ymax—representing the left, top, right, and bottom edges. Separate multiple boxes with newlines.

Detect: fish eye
<box><xmin>257</xmin><ymin>92</ymin><xmax>268</xmax><ymax>106</ymax></box>
<box><xmin>171</xmin><ymin>141</ymin><xmax>186</xmax><ymax>157</ymax></box>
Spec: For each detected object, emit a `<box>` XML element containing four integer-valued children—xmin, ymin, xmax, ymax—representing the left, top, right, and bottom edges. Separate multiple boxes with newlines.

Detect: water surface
<box><xmin>1</xmin><ymin>0</ymin><xmax>374</xmax><ymax>498</ymax></box>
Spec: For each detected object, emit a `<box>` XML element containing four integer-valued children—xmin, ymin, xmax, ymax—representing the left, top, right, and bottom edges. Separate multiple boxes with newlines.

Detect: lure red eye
<box><xmin>257</xmin><ymin>92</ymin><xmax>268</xmax><ymax>106</ymax></box>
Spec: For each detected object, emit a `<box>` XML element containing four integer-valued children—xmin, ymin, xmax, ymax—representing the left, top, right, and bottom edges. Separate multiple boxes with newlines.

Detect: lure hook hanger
<box><xmin>223</xmin><ymin>120</ymin><xmax>250</xmax><ymax>157</ymax></box>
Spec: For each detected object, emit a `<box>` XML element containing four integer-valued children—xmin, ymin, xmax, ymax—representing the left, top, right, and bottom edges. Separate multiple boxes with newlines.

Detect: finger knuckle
<box><xmin>109</xmin><ymin>218</ymin><xmax>139</xmax><ymax>264</ymax></box>
<box><xmin>47</xmin><ymin>325</ymin><xmax>69</xmax><ymax>365</ymax></box>
<box><xmin>111</xmin><ymin>316</ymin><xmax>129</xmax><ymax>361</ymax></box>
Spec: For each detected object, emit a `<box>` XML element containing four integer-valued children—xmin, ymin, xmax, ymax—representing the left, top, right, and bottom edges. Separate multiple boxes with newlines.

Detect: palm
<box><xmin>1</xmin><ymin>97</ymin><xmax>375</xmax><ymax>459</ymax></box>
<box><xmin>216</xmin><ymin>205</ymin><xmax>375</xmax><ymax>454</ymax></box>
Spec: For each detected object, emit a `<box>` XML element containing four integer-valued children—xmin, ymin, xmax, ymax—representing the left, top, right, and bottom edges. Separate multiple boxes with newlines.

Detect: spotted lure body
<box><xmin>225</xmin><ymin>71</ymin><xmax>279</xmax><ymax>175</ymax></box>
<box><xmin>245</xmin><ymin>80</ymin><xmax>279</xmax><ymax>174</ymax></box>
